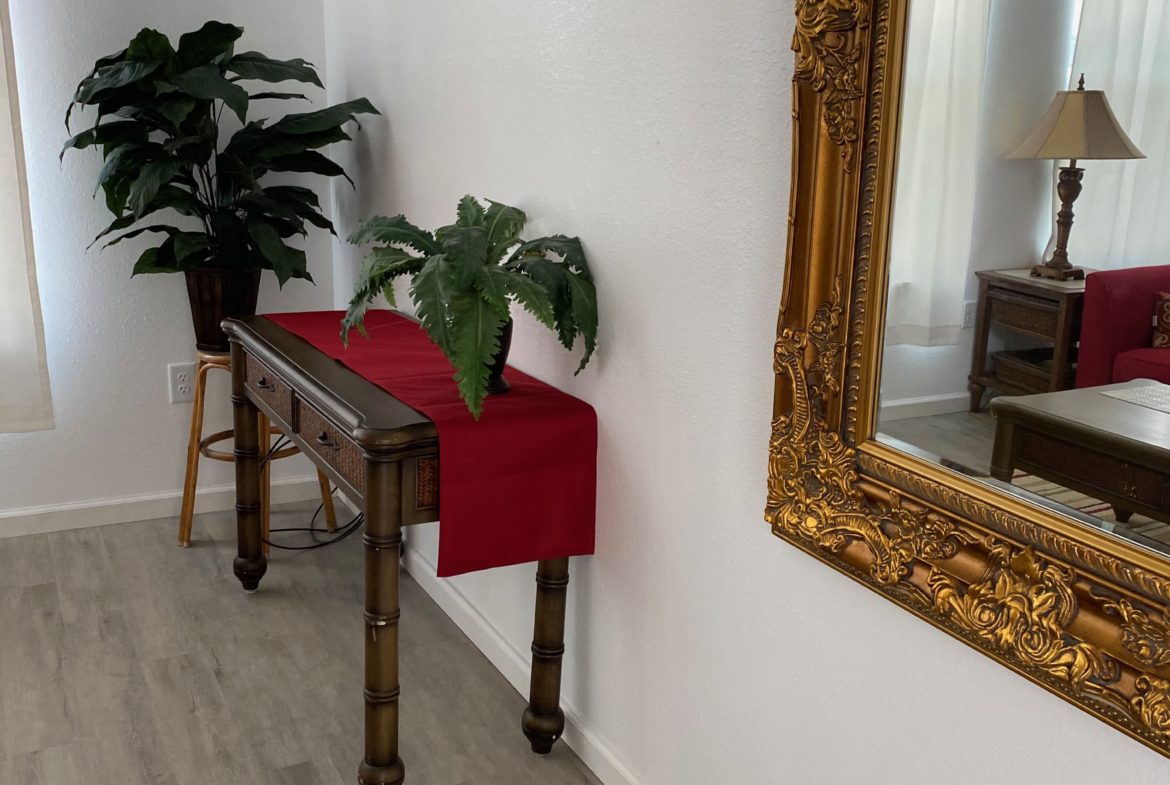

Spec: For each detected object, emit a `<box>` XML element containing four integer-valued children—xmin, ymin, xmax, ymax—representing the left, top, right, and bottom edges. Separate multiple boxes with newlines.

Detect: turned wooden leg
<box><xmin>968</xmin><ymin>382</ymin><xmax>985</xmax><ymax>413</ymax></box>
<box><xmin>318</xmin><ymin>469</ymin><xmax>338</xmax><ymax>532</ymax></box>
<box><xmin>358</xmin><ymin>458</ymin><xmax>405</xmax><ymax>785</ymax></box>
<box><xmin>523</xmin><ymin>557</ymin><xmax>570</xmax><ymax>754</ymax></box>
<box><xmin>231</xmin><ymin>343</ymin><xmax>267</xmax><ymax>593</ymax></box>
<box><xmin>178</xmin><ymin>359</ymin><xmax>213</xmax><ymax>547</ymax></box>
<box><xmin>259</xmin><ymin>412</ymin><xmax>272</xmax><ymax>558</ymax></box>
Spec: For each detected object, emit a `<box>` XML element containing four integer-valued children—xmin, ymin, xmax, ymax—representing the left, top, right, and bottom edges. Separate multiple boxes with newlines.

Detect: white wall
<box><xmin>323</xmin><ymin>2</ymin><xmax>1167</xmax><ymax>784</ymax></box>
<box><xmin>0</xmin><ymin>0</ymin><xmax>338</xmax><ymax>524</ymax></box>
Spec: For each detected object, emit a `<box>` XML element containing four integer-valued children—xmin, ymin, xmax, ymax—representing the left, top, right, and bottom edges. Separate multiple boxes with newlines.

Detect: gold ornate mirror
<box><xmin>769</xmin><ymin>0</ymin><xmax>1170</xmax><ymax>755</ymax></box>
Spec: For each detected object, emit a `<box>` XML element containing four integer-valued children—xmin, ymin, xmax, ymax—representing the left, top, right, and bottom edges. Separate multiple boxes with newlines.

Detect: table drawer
<box><xmin>300</xmin><ymin>403</ymin><xmax>365</xmax><ymax>493</ymax></box>
<box><xmin>988</xmin><ymin>290</ymin><xmax>1058</xmax><ymax>339</ymax></box>
<box><xmin>245</xmin><ymin>354</ymin><xmax>294</xmax><ymax>426</ymax></box>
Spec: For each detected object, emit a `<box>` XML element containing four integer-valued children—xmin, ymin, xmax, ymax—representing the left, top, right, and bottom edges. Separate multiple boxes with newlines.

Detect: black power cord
<box><xmin>258</xmin><ymin>435</ymin><xmax>366</xmax><ymax>551</ymax></box>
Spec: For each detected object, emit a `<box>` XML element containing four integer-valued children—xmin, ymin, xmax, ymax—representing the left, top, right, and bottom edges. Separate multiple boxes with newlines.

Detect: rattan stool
<box><xmin>178</xmin><ymin>350</ymin><xmax>337</xmax><ymax>549</ymax></box>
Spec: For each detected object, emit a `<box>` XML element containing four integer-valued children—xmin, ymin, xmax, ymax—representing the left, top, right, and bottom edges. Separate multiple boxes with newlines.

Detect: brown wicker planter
<box><xmin>184</xmin><ymin>268</ymin><xmax>262</xmax><ymax>352</ymax></box>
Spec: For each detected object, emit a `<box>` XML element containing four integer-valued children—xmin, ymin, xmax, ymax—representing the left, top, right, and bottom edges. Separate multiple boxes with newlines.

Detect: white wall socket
<box><xmin>168</xmin><ymin>362</ymin><xmax>196</xmax><ymax>404</ymax></box>
<box><xmin>962</xmin><ymin>300</ymin><xmax>977</xmax><ymax>330</ymax></box>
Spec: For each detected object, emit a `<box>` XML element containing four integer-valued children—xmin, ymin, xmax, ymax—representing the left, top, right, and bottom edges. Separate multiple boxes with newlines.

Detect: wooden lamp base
<box><xmin>1031</xmin><ymin>164</ymin><xmax>1085</xmax><ymax>282</ymax></box>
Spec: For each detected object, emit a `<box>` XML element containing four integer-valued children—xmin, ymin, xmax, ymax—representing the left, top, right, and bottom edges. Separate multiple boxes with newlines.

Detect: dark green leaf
<box><xmin>92</xmin><ymin>143</ymin><xmax>146</xmax><ymax>195</ymax></box>
<box><xmin>251</xmin><ymin>91</ymin><xmax>309</xmax><ymax>102</ymax></box>
<box><xmin>128</xmin><ymin>160</ymin><xmax>180</xmax><ymax>217</ymax></box>
<box><xmin>269</xmin><ymin>97</ymin><xmax>378</xmax><ymax>135</ymax></box>
<box><xmin>60</xmin><ymin>121</ymin><xmax>143</xmax><ymax>160</ymax></box>
<box><xmin>247</xmin><ymin>219</ymin><xmax>306</xmax><ymax>286</ymax></box>
<box><xmin>105</xmin><ymin>224</ymin><xmax>180</xmax><ymax>248</ymax></box>
<box><xmin>564</xmin><ymin>272</ymin><xmax>598</xmax><ymax>372</ymax></box>
<box><xmin>126</xmin><ymin>28</ymin><xmax>175</xmax><ymax>67</ymax></box>
<box><xmin>177</xmin><ymin>21</ymin><xmax>243</xmax><ymax>70</ymax></box>
<box><xmin>74</xmin><ymin>60</ymin><xmax>161</xmax><ymax>104</ymax></box>
<box><xmin>456</xmin><ymin>195</ymin><xmax>485</xmax><ymax>228</ymax></box>
<box><xmin>497</xmin><ymin>268</ymin><xmax>556</xmax><ymax>328</ymax></box>
<box><xmin>226</xmin><ymin>51</ymin><xmax>323</xmax><ymax>87</ymax></box>
<box><xmin>513</xmin><ymin>256</ymin><xmax>576</xmax><ymax>349</ymax></box>
<box><xmin>448</xmin><ymin>294</ymin><xmax>507</xmax><ymax>419</ymax></box>
<box><xmin>264</xmin><ymin>150</ymin><xmax>352</xmax><ymax>185</ymax></box>
<box><xmin>173</xmin><ymin>232</ymin><xmax>211</xmax><ymax>265</ymax></box>
<box><xmin>349</xmin><ymin>215</ymin><xmax>441</xmax><ymax>255</ymax></box>
<box><xmin>437</xmin><ymin>225</ymin><xmax>488</xmax><ymax>288</ymax></box>
<box><xmin>131</xmin><ymin>238</ymin><xmax>179</xmax><ymax>275</ymax></box>
<box><xmin>473</xmin><ymin>265</ymin><xmax>512</xmax><ymax>319</ymax></box>
<box><xmin>156</xmin><ymin>96</ymin><xmax>200</xmax><ymax>128</ymax></box>
<box><xmin>484</xmin><ymin>200</ymin><xmax>527</xmax><ymax>261</ymax></box>
<box><xmin>410</xmin><ymin>255</ymin><xmax>464</xmax><ymax>357</ymax></box>
<box><xmin>175</xmin><ymin>66</ymin><xmax>248</xmax><ymax>123</ymax></box>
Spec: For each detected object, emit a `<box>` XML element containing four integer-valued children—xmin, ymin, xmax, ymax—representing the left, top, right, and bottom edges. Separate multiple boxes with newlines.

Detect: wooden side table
<box><xmin>968</xmin><ymin>268</ymin><xmax>1089</xmax><ymax>411</ymax></box>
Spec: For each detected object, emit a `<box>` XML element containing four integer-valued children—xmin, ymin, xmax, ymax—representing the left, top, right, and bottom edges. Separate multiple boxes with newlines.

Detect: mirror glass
<box><xmin>876</xmin><ymin>0</ymin><xmax>1170</xmax><ymax>557</ymax></box>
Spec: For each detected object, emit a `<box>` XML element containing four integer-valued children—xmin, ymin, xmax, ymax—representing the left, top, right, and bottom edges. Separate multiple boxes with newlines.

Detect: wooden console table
<box><xmin>968</xmin><ymin>268</ymin><xmax>1088</xmax><ymax>411</ymax></box>
<box><xmin>223</xmin><ymin>316</ymin><xmax>570</xmax><ymax>785</ymax></box>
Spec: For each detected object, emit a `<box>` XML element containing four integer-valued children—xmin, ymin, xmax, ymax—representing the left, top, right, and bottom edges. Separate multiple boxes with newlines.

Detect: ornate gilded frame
<box><xmin>768</xmin><ymin>0</ymin><xmax>1170</xmax><ymax>754</ymax></box>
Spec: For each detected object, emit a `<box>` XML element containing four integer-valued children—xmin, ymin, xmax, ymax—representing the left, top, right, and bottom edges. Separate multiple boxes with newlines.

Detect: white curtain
<box><xmin>1062</xmin><ymin>0</ymin><xmax>1170</xmax><ymax>270</ymax></box>
<box><xmin>0</xmin><ymin>0</ymin><xmax>52</xmax><ymax>432</ymax></box>
<box><xmin>885</xmin><ymin>0</ymin><xmax>991</xmax><ymax>346</ymax></box>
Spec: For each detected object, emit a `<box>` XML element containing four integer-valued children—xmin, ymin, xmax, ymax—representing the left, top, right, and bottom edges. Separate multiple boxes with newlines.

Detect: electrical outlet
<box><xmin>168</xmin><ymin>362</ymin><xmax>196</xmax><ymax>404</ymax></box>
<box><xmin>963</xmin><ymin>300</ymin><xmax>977</xmax><ymax>330</ymax></box>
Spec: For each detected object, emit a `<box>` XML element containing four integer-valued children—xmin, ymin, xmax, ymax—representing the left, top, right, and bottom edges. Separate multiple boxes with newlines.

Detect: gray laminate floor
<box><xmin>0</xmin><ymin>502</ymin><xmax>601</xmax><ymax>785</ymax></box>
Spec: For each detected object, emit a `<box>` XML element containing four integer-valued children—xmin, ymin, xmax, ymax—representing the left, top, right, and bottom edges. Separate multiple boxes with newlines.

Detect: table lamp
<box><xmin>1009</xmin><ymin>75</ymin><xmax>1144</xmax><ymax>281</ymax></box>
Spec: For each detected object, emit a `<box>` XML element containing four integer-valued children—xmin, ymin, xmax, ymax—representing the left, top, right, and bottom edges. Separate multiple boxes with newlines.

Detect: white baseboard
<box><xmin>402</xmin><ymin>547</ymin><xmax>642</xmax><ymax>785</ymax></box>
<box><xmin>879</xmin><ymin>392</ymin><xmax>970</xmax><ymax>422</ymax></box>
<box><xmin>0</xmin><ymin>476</ymin><xmax>324</xmax><ymax>540</ymax></box>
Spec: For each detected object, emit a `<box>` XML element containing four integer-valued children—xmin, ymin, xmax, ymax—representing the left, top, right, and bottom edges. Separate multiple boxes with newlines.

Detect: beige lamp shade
<box><xmin>1009</xmin><ymin>81</ymin><xmax>1145</xmax><ymax>161</ymax></box>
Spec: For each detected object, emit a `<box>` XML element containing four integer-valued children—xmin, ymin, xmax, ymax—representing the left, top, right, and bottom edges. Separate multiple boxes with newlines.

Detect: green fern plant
<box><xmin>343</xmin><ymin>196</ymin><xmax>598</xmax><ymax>418</ymax></box>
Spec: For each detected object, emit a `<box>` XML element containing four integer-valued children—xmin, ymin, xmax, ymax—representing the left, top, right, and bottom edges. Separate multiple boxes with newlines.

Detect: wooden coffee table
<box><xmin>990</xmin><ymin>379</ymin><xmax>1170</xmax><ymax>525</ymax></box>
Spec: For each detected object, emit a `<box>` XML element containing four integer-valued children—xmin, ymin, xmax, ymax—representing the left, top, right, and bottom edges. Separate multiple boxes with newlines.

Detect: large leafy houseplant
<box><xmin>63</xmin><ymin>21</ymin><xmax>377</xmax><ymax>350</ymax></box>
<box><xmin>343</xmin><ymin>196</ymin><xmax>598</xmax><ymax>418</ymax></box>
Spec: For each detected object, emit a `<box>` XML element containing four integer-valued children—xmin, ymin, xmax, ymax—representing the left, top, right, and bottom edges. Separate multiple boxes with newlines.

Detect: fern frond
<box><xmin>348</xmin><ymin>214</ymin><xmax>441</xmax><ymax>255</ymax></box>
<box><xmin>456</xmin><ymin>194</ymin><xmax>485</xmax><ymax>228</ymax></box>
<box><xmin>409</xmin><ymin>254</ymin><xmax>462</xmax><ymax>356</ymax></box>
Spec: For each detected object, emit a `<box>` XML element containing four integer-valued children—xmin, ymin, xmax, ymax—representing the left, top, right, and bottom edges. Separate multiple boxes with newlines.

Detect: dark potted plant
<box><xmin>343</xmin><ymin>195</ymin><xmax>599</xmax><ymax>418</ymax></box>
<box><xmin>63</xmin><ymin>21</ymin><xmax>377</xmax><ymax>351</ymax></box>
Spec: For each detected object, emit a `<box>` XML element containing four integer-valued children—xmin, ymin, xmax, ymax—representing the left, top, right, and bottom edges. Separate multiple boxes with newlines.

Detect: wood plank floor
<box><xmin>0</xmin><ymin>502</ymin><xmax>601</xmax><ymax>785</ymax></box>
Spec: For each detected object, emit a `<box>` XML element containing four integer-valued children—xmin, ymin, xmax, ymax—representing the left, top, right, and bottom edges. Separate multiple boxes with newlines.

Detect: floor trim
<box><xmin>402</xmin><ymin>546</ymin><xmax>642</xmax><ymax>785</ymax></box>
<box><xmin>879</xmin><ymin>391</ymin><xmax>970</xmax><ymax>422</ymax></box>
<box><xmin>0</xmin><ymin>476</ymin><xmax>323</xmax><ymax>539</ymax></box>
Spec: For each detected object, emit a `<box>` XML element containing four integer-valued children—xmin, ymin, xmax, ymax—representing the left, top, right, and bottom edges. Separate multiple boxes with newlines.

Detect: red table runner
<box><xmin>265</xmin><ymin>310</ymin><xmax>597</xmax><ymax>577</ymax></box>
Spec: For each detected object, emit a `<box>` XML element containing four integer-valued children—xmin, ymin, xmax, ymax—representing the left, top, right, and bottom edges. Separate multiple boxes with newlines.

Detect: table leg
<box><xmin>358</xmin><ymin>458</ymin><xmax>405</xmax><ymax>785</ymax></box>
<box><xmin>230</xmin><ymin>343</ymin><xmax>267</xmax><ymax>592</ymax></box>
<box><xmin>989</xmin><ymin>419</ymin><xmax>1016</xmax><ymax>483</ymax></box>
<box><xmin>523</xmin><ymin>557</ymin><xmax>570</xmax><ymax>754</ymax></box>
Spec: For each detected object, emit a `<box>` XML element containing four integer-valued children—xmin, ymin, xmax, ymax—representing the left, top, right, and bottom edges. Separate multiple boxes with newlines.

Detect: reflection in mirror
<box><xmin>876</xmin><ymin>0</ymin><xmax>1170</xmax><ymax>557</ymax></box>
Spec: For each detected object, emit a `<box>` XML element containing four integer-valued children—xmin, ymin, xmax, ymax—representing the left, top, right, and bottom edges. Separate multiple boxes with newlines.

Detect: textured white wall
<box><xmin>322</xmin><ymin>2</ymin><xmax>1168</xmax><ymax>784</ymax></box>
<box><xmin>0</xmin><ymin>0</ymin><xmax>336</xmax><ymax>516</ymax></box>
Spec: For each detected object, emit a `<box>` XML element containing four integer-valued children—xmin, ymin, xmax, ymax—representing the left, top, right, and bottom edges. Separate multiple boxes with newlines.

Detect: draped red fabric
<box><xmin>265</xmin><ymin>310</ymin><xmax>597</xmax><ymax>576</ymax></box>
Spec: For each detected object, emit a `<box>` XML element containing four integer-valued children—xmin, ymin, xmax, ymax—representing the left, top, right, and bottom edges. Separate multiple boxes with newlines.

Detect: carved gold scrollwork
<box><xmin>1104</xmin><ymin>598</ymin><xmax>1170</xmax><ymax>668</ymax></box>
<box><xmin>767</xmin><ymin>287</ymin><xmax>967</xmax><ymax>586</ymax></box>
<box><xmin>1133</xmin><ymin>676</ymin><xmax>1170</xmax><ymax>737</ymax></box>
<box><xmin>929</xmin><ymin>545</ymin><xmax>1118</xmax><ymax>688</ymax></box>
<box><xmin>793</xmin><ymin>0</ymin><xmax>870</xmax><ymax>170</ymax></box>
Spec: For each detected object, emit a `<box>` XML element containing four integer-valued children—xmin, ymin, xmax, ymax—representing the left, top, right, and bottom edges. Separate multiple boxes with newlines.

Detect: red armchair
<box><xmin>1076</xmin><ymin>265</ymin><xmax>1170</xmax><ymax>388</ymax></box>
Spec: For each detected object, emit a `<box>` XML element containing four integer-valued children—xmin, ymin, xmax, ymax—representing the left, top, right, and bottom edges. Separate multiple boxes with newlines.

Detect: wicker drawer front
<box><xmin>244</xmin><ymin>354</ymin><xmax>294</xmax><ymax>426</ymax></box>
<box><xmin>402</xmin><ymin>457</ymin><xmax>440</xmax><ymax>524</ymax></box>
<box><xmin>300</xmin><ymin>404</ymin><xmax>365</xmax><ymax>493</ymax></box>
<box><xmin>989</xmin><ymin>293</ymin><xmax>1058</xmax><ymax>339</ymax></box>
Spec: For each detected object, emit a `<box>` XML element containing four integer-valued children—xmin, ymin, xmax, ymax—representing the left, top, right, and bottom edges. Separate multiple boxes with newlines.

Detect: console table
<box><xmin>223</xmin><ymin>315</ymin><xmax>574</xmax><ymax>785</ymax></box>
<box><xmin>968</xmin><ymin>268</ymin><xmax>1089</xmax><ymax>411</ymax></box>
